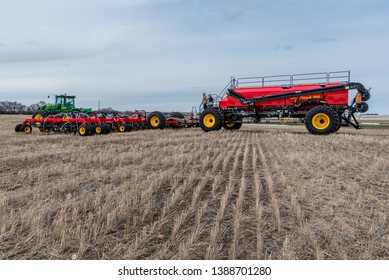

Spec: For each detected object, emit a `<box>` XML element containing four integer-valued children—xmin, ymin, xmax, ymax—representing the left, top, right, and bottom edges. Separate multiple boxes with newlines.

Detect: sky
<box><xmin>0</xmin><ymin>0</ymin><xmax>388</xmax><ymax>114</ymax></box>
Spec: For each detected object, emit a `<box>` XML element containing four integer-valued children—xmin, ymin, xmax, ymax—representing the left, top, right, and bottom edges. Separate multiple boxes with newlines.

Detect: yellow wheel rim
<box><xmin>24</xmin><ymin>126</ymin><xmax>31</xmax><ymax>134</ymax></box>
<box><xmin>34</xmin><ymin>113</ymin><xmax>42</xmax><ymax>120</ymax></box>
<box><xmin>312</xmin><ymin>113</ymin><xmax>330</xmax><ymax>130</ymax></box>
<box><xmin>226</xmin><ymin>123</ymin><xmax>234</xmax><ymax>128</ymax></box>
<box><xmin>95</xmin><ymin>126</ymin><xmax>102</xmax><ymax>134</ymax></box>
<box><xmin>150</xmin><ymin>116</ymin><xmax>160</xmax><ymax>127</ymax></box>
<box><xmin>119</xmin><ymin>125</ymin><xmax>125</xmax><ymax>132</ymax></box>
<box><xmin>34</xmin><ymin>113</ymin><xmax>43</xmax><ymax>125</ymax></box>
<box><xmin>62</xmin><ymin>115</ymin><xmax>69</xmax><ymax>121</ymax></box>
<box><xmin>203</xmin><ymin>113</ymin><xmax>216</xmax><ymax>128</ymax></box>
<box><xmin>79</xmin><ymin>127</ymin><xmax>86</xmax><ymax>135</ymax></box>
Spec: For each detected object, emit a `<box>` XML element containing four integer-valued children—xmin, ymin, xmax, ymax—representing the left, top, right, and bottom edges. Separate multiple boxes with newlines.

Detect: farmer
<box><xmin>202</xmin><ymin>93</ymin><xmax>208</xmax><ymax>110</ymax></box>
<box><xmin>208</xmin><ymin>95</ymin><xmax>214</xmax><ymax>107</ymax></box>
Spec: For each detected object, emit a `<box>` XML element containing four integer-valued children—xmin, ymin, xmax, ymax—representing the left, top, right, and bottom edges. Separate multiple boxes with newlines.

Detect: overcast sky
<box><xmin>0</xmin><ymin>0</ymin><xmax>388</xmax><ymax>114</ymax></box>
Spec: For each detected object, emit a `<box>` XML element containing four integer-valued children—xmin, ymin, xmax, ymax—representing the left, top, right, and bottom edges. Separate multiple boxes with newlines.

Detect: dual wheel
<box><xmin>15</xmin><ymin>124</ymin><xmax>32</xmax><ymax>134</ymax></box>
<box><xmin>200</xmin><ymin>108</ymin><xmax>242</xmax><ymax>132</ymax></box>
<box><xmin>305</xmin><ymin>106</ymin><xmax>341</xmax><ymax>135</ymax></box>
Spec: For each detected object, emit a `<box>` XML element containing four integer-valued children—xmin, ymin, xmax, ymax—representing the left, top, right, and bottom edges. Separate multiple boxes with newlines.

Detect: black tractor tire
<box><xmin>305</xmin><ymin>106</ymin><xmax>340</xmax><ymax>135</ymax></box>
<box><xmin>20</xmin><ymin>124</ymin><xmax>32</xmax><ymax>134</ymax></box>
<box><xmin>147</xmin><ymin>111</ymin><xmax>167</xmax><ymax>129</ymax></box>
<box><xmin>200</xmin><ymin>108</ymin><xmax>223</xmax><ymax>132</ymax></box>
<box><xmin>223</xmin><ymin>122</ymin><xmax>243</xmax><ymax>130</ymax></box>
<box><xmin>32</xmin><ymin>110</ymin><xmax>49</xmax><ymax>119</ymax></box>
<box><xmin>171</xmin><ymin>112</ymin><xmax>185</xmax><ymax>119</ymax></box>
<box><xmin>15</xmin><ymin>124</ymin><xmax>23</xmax><ymax>132</ymax></box>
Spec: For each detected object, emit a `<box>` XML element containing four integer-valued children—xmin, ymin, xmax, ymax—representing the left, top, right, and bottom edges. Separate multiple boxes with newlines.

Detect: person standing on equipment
<box><xmin>202</xmin><ymin>93</ymin><xmax>208</xmax><ymax>110</ymax></box>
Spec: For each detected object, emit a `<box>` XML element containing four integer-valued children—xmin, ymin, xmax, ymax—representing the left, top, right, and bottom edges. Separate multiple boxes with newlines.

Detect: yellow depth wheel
<box><xmin>95</xmin><ymin>126</ymin><xmax>102</xmax><ymax>134</ymax></box>
<box><xmin>79</xmin><ymin>126</ymin><xmax>87</xmax><ymax>136</ymax></box>
<box><xmin>312</xmin><ymin>113</ymin><xmax>330</xmax><ymax>130</ymax></box>
<box><xmin>24</xmin><ymin>125</ymin><xmax>31</xmax><ymax>134</ymax></box>
<box><xmin>203</xmin><ymin>113</ymin><xmax>216</xmax><ymax>128</ymax></box>
<box><xmin>119</xmin><ymin>125</ymin><xmax>125</xmax><ymax>132</ymax></box>
<box><xmin>150</xmin><ymin>116</ymin><xmax>160</xmax><ymax>127</ymax></box>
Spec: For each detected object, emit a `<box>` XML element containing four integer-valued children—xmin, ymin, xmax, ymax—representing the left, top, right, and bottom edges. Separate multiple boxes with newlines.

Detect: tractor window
<box><xmin>56</xmin><ymin>97</ymin><xmax>64</xmax><ymax>106</ymax></box>
<box><xmin>65</xmin><ymin>98</ymin><xmax>75</xmax><ymax>107</ymax></box>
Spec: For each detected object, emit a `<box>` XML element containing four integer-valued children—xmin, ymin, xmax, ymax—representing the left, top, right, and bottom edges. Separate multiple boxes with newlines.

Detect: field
<box><xmin>0</xmin><ymin>115</ymin><xmax>388</xmax><ymax>260</ymax></box>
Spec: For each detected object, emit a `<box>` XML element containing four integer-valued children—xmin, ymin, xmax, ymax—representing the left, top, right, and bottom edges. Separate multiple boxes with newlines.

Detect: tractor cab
<box><xmin>55</xmin><ymin>95</ymin><xmax>76</xmax><ymax>110</ymax></box>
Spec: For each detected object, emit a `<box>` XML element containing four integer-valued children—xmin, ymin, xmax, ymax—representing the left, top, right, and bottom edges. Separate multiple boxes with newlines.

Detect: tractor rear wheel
<box><xmin>223</xmin><ymin>122</ymin><xmax>242</xmax><ymax>130</ymax></box>
<box><xmin>305</xmin><ymin>106</ymin><xmax>340</xmax><ymax>135</ymax></box>
<box><xmin>200</xmin><ymin>108</ymin><xmax>223</xmax><ymax>132</ymax></box>
<box><xmin>32</xmin><ymin>110</ymin><xmax>49</xmax><ymax>120</ymax></box>
<box><xmin>147</xmin><ymin>111</ymin><xmax>167</xmax><ymax>129</ymax></box>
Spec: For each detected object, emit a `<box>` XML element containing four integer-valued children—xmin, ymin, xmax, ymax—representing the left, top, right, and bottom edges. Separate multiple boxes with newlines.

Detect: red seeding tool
<box><xmin>165</xmin><ymin>111</ymin><xmax>200</xmax><ymax>128</ymax></box>
<box><xmin>15</xmin><ymin>109</ymin><xmax>198</xmax><ymax>136</ymax></box>
<box><xmin>200</xmin><ymin>70</ymin><xmax>371</xmax><ymax>135</ymax></box>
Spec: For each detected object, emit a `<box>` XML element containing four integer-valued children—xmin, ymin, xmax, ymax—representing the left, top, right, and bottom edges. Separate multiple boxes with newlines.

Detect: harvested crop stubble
<box><xmin>0</xmin><ymin>115</ymin><xmax>388</xmax><ymax>259</ymax></box>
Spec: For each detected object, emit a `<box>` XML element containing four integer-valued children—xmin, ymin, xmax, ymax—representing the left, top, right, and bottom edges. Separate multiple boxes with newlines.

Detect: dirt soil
<box><xmin>0</xmin><ymin>115</ymin><xmax>388</xmax><ymax>259</ymax></box>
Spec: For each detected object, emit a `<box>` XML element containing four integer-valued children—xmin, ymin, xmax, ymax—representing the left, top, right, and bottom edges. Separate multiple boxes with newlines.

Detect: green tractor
<box><xmin>32</xmin><ymin>94</ymin><xmax>92</xmax><ymax>119</ymax></box>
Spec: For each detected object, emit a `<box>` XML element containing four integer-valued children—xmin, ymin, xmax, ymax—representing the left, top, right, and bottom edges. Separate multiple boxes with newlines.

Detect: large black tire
<box><xmin>32</xmin><ymin>110</ymin><xmax>49</xmax><ymax>119</ymax></box>
<box><xmin>147</xmin><ymin>111</ymin><xmax>166</xmax><ymax>129</ymax></box>
<box><xmin>305</xmin><ymin>106</ymin><xmax>340</xmax><ymax>135</ymax></box>
<box><xmin>223</xmin><ymin>122</ymin><xmax>243</xmax><ymax>130</ymax></box>
<box><xmin>200</xmin><ymin>108</ymin><xmax>223</xmax><ymax>132</ymax></box>
<box><xmin>331</xmin><ymin>114</ymin><xmax>342</xmax><ymax>133</ymax></box>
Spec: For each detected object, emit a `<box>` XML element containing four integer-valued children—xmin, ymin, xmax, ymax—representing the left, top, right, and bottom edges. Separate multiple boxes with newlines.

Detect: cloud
<box><xmin>275</xmin><ymin>44</ymin><xmax>293</xmax><ymax>51</ymax></box>
<box><xmin>313</xmin><ymin>38</ymin><xmax>339</xmax><ymax>43</ymax></box>
<box><xmin>222</xmin><ymin>9</ymin><xmax>243</xmax><ymax>21</ymax></box>
<box><xmin>0</xmin><ymin>44</ymin><xmax>118</xmax><ymax>63</ymax></box>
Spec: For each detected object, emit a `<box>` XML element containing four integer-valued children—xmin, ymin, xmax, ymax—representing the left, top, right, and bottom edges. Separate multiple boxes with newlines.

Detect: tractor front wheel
<box><xmin>147</xmin><ymin>111</ymin><xmax>167</xmax><ymax>129</ymax></box>
<box><xmin>305</xmin><ymin>106</ymin><xmax>340</xmax><ymax>135</ymax></box>
<box><xmin>200</xmin><ymin>108</ymin><xmax>223</xmax><ymax>132</ymax></box>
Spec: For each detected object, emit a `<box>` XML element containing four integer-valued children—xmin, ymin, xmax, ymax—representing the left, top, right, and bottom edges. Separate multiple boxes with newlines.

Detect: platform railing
<box><xmin>217</xmin><ymin>70</ymin><xmax>350</xmax><ymax>99</ymax></box>
<box><xmin>235</xmin><ymin>70</ymin><xmax>350</xmax><ymax>88</ymax></box>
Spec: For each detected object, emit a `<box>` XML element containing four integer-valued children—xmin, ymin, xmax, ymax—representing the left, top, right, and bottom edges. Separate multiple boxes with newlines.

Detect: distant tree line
<box><xmin>0</xmin><ymin>100</ymin><xmax>46</xmax><ymax>114</ymax></box>
<box><xmin>0</xmin><ymin>101</ymin><xmax>136</xmax><ymax>115</ymax></box>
